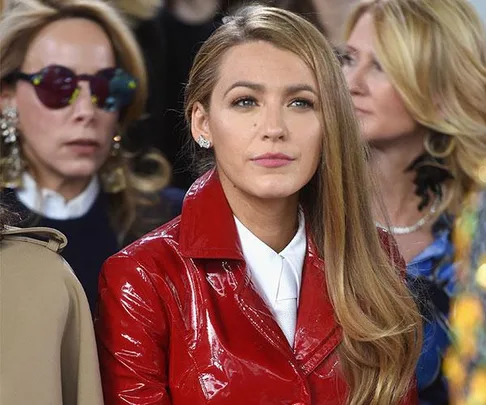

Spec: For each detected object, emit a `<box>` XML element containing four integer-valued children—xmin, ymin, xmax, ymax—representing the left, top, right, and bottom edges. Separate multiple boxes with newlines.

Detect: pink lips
<box><xmin>354</xmin><ymin>107</ymin><xmax>371</xmax><ymax>116</ymax></box>
<box><xmin>66</xmin><ymin>139</ymin><xmax>100</xmax><ymax>154</ymax></box>
<box><xmin>251</xmin><ymin>153</ymin><xmax>295</xmax><ymax>168</ymax></box>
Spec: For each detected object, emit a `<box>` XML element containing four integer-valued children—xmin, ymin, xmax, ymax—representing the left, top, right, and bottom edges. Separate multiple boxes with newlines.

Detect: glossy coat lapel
<box><xmin>234</xmin><ymin>262</ymin><xmax>295</xmax><ymax>358</ymax></box>
<box><xmin>293</xmin><ymin>242</ymin><xmax>342</xmax><ymax>375</ymax></box>
<box><xmin>180</xmin><ymin>169</ymin><xmax>293</xmax><ymax>355</ymax></box>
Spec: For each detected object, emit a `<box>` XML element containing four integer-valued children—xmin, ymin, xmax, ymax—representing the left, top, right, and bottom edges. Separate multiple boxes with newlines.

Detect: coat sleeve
<box><xmin>95</xmin><ymin>254</ymin><xmax>172</xmax><ymax>405</ymax></box>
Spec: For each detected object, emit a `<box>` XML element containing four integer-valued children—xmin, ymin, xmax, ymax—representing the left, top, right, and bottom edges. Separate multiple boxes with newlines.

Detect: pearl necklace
<box><xmin>375</xmin><ymin>199</ymin><xmax>440</xmax><ymax>235</ymax></box>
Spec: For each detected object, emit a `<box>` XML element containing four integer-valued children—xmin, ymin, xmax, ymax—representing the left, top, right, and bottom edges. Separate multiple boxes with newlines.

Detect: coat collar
<box><xmin>179</xmin><ymin>169</ymin><xmax>244</xmax><ymax>260</ymax></box>
<box><xmin>179</xmin><ymin>169</ymin><xmax>342</xmax><ymax>368</ymax></box>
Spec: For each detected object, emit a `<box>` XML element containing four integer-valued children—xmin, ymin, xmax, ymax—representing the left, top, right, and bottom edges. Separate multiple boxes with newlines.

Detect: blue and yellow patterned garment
<box><xmin>406</xmin><ymin>218</ymin><xmax>456</xmax><ymax>405</ymax></box>
<box><xmin>445</xmin><ymin>190</ymin><xmax>486</xmax><ymax>405</ymax></box>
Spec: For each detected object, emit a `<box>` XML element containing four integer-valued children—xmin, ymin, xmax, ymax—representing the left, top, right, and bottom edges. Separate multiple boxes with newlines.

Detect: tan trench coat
<box><xmin>0</xmin><ymin>226</ymin><xmax>103</xmax><ymax>405</ymax></box>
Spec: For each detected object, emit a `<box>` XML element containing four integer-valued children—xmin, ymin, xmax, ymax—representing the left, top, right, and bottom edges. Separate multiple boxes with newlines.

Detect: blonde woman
<box><xmin>341</xmin><ymin>0</ymin><xmax>486</xmax><ymax>403</ymax></box>
<box><xmin>96</xmin><ymin>5</ymin><xmax>421</xmax><ymax>405</ymax></box>
<box><xmin>0</xmin><ymin>0</ymin><xmax>178</xmax><ymax>312</ymax></box>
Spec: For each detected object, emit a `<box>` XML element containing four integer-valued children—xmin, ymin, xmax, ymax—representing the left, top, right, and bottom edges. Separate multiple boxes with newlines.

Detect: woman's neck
<box><xmin>219</xmin><ymin>175</ymin><xmax>300</xmax><ymax>253</ymax></box>
<box><xmin>28</xmin><ymin>170</ymin><xmax>93</xmax><ymax>202</ymax></box>
<box><xmin>369</xmin><ymin>145</ymin><xmax>428</xmax><ymax>227</ymax></box>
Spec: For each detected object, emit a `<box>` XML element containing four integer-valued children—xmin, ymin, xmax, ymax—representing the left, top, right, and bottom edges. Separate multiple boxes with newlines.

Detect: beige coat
<box><xmin>0</xmin><ymin>226</ymin><xmax>103</xmax><ymax>405</ymax></box>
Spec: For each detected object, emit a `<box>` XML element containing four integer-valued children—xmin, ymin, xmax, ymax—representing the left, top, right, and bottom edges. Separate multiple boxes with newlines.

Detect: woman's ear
<box><xmin>190</xmin><ymin>101</ymin><xmax>212</xmax><ymax>144</ymax></box>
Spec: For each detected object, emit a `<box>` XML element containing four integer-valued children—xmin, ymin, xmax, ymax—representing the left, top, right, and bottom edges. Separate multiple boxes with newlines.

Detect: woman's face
<box><xmin>8</xmin><ymin>18</ymin><xmax>118</xmax><ymax>188</ymax></box>
<box><xmin>192</xmin><ymin>40</ymin><xmax>322</xmax><ymax>203</ymax></box>
<box><xmin>342</xmin><ymin>13</ymin><xmax>420</xmax><ymax>146</ymax></box>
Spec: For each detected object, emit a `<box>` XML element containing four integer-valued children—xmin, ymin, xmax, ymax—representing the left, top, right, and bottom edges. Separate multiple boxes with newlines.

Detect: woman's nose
<box><xmin>71</xmin><ymin>81</ymin><xmax>96</xmax><ymax>121</ymax></box>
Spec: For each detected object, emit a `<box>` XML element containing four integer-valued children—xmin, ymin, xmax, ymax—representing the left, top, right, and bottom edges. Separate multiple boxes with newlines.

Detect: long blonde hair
<box><xmin>345</xmin><ymin>0</ymin><xmax>486</xmax><ymax>216</ymax></box>
<box><xmin>0</xmin><ymin>0</ymin><xmax>170</xmax><ymax>241</ymax></box>
<box><xmin>184</xmin><ymin>5</ymin><xmax>422</xmax><ymax>404</ymax></box>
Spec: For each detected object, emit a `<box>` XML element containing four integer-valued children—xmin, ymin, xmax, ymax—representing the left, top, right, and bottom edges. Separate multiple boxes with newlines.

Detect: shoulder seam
<box><xmin>2</xmin><ymin>226</ymin><xmax>67</xmax><ymax>252</ymax></box>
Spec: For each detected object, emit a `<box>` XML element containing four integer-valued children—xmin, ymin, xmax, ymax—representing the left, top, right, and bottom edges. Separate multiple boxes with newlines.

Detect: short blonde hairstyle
<box><xmin>185</xmin><ymin>5</ymin><xmax>422</xmax><ymax>404</ymax></box>
<box><xmin>345</xmin><ymin>0</ymin><xmax>486</xmax><ymax>216</ymax></box>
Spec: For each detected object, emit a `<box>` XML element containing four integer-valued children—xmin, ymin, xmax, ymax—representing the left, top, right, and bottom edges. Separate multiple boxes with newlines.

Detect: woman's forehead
<box><xmin>22</xmin><ymin>18</ymin><xmax>115</xmax><ymax>73</ymax></box>
<box><xmin>213</xmin><ymin>41</ymin><xmax>318</xmax><ymax>93</ymax></box>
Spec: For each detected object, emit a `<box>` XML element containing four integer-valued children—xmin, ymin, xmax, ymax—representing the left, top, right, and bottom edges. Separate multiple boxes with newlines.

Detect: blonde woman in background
<box><xmin>96</xmin><ymin>5</ymin><xmax>421</xmax><ymax>405</ymax></box>
<box><xmin>0</xmin><ymin>0</ymin><xmax>179</xmax><ymax>313</ymax></box>
<box><xmin>341</xmin><ymin>0</ymin><xmax>486</xmax><ymax>403</ymax></box>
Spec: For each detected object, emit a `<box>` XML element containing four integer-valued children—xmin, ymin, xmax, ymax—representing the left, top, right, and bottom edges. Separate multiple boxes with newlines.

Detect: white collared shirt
<box><xmin>16</xmin><ymin>172</ymin><xmax>100</xmax><ymax>220</ymax></box>
<box><xmin>234</xmin><ymin>211</ymin><xmax>306</xmax><ymax>346</ymax></box>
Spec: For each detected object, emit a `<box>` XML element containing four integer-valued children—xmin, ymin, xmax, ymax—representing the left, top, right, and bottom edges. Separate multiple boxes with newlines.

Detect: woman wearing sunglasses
<box><xmin>0</xmin><ymin>0</ymin><xmax>178</xmax><ymax>313</ymax></box>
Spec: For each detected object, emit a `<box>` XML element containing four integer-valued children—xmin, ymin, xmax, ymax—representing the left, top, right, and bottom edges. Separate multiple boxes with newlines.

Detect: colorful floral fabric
<box><xmin>444</xmin><ymin>190</ymin><xmax>486</xmax><ymax>405</ymax></box>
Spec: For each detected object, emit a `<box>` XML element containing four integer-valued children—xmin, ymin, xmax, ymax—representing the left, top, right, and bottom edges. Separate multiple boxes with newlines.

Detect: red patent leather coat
<box><xmin>96</xmin><ymin>169</ymin><xmax>418</xmax><ymax>405</ymax></box>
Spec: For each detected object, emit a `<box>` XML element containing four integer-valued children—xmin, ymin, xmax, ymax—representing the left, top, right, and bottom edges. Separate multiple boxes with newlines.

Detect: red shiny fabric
<box><xmin>95</xmin><ymin>169</ymin><xmax>418</xmax><ymax>405</ymax></box>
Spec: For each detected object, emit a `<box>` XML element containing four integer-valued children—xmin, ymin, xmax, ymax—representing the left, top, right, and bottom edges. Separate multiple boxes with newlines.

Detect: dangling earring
<box><xmin>0</xmin><ymin>106</ymin><xmax>23</xmax><ymax>188</ymax></box>
<box><xmin>424</xmin><ymin>132</ymin><xmax>455</xmax><ymax>159</ymax></box>
<box><xmin>197</xmin><ymin>135</ymin><xmax>211</xmax><ymax>149</ymax></box>
<box><xmin>100</xmin><ymin>133</ymin><xmax>126</xmax><ymax>193</ymax></box>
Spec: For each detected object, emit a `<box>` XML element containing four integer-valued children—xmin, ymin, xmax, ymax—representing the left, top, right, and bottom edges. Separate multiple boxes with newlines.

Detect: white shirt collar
<box><xmin>15</xmin><ymin>172</ymin><xmax>100</xmax><ymax>220</ymax></box>
<box><xmin>234</xmin><ymin>211</ymin><xmax>306</xmax><ymax>306</ymax></box>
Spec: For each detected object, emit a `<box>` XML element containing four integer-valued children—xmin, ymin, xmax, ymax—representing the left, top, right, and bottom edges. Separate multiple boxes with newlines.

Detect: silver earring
<box><xmin>197</xmin><ymin>135</ymin><xmax>211</xmax><ymax>149</ymax></box>
<box><xmin>0</xmin><ymin>106</ymin><xmax>23</xmax><ymax>188</ymax></box>
<box><xmin>1</xmin><ymin>106</ymin><xmax>18</xmax><ymax>144</ymax></box>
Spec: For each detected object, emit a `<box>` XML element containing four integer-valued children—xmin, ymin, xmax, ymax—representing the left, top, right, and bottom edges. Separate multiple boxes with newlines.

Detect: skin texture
<box><xmin>191</xmin><ymin>40</ymin><xmax>322</xmax><ymax>252</ymax></box>
<box><xmin>1</xmin><ymin>18</ymin><xmax>119</xmax><ymax>200</ymax></box>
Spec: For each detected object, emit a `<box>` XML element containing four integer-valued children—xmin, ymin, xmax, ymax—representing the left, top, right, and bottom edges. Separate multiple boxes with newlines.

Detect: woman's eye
<box><xmin>340</xmin><ymin>52</ymin><xmax>355</xmax><ymax>67</ymax></box>
<box><xmin>232</xmin><ymin>97</ymin><xmax>257</xmax><ymax>107</ymax></box>
<box><xmin>373</xmin><ymin>60</ymin><xmax>383</xmax><ymax>72</ymax></box>
<box><xmin>290</xmin><ymin>99</ymin><xmax>314</xmax><ymax>109</ymax></box>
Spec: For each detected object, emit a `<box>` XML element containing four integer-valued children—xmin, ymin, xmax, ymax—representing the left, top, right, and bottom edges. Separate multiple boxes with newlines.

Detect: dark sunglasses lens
<box><xmin>96</xmin><ymin>68</ymin><xmax>137</xmax><ymax>111</ymax></box>
<box><xmin>89</xmin><ymin>75</ymin><xmax>110</xmax><ymax>108</ymax></box>
<box><xmin>34</xmin><ymin>66</ymin><xmax>77</xmax><ymax>109</ymax></box>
